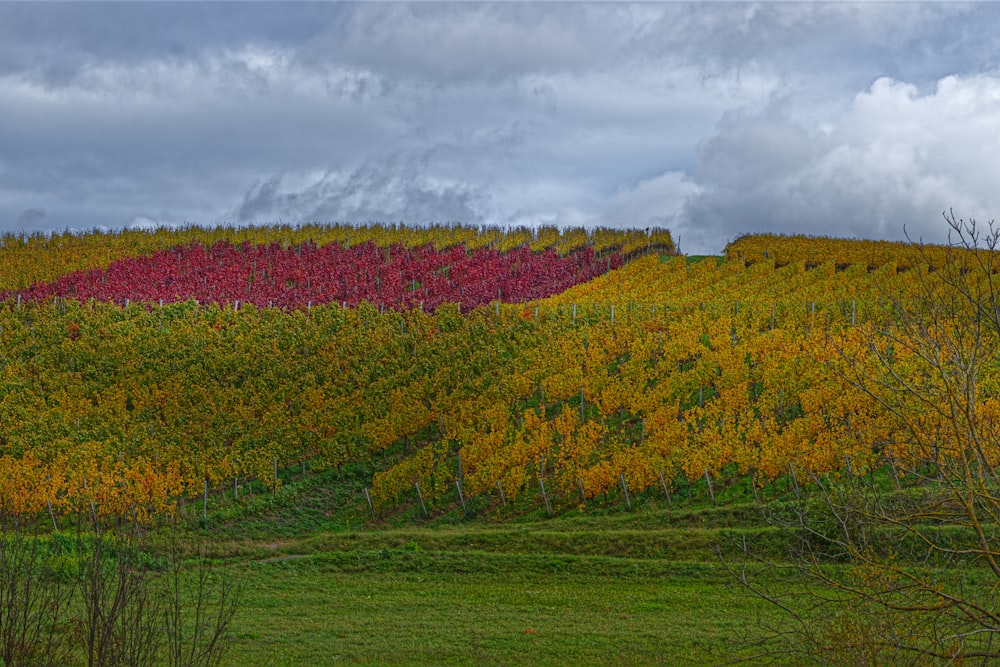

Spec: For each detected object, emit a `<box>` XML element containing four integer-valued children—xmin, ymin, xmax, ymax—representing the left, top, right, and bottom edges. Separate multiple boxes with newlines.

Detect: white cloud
<box><xmin>599</xmin><ymin>172</ymin><xmax>700</xmax><ymax>232</ymax></box>
<box><xmin>680</xmin><ymin>73</ymin><xmax>1000</xmax><ymax>254</ymax></box>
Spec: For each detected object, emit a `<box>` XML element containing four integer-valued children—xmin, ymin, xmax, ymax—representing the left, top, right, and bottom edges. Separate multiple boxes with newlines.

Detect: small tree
<box><xmin>0</xmin><ymin>516</ymin><xmax>75</xmax><ymax>667</ymax></box>
<box><xmin>734</xmin><ymin>211</ymin><xmax>1000</xmax><ymax>664</ymax></box>
<box><xmin>77</xmin><ymin>516</ymin><xmax>162</xmax><ymax>667</ymax></box>
<box><xmin>78</xmin><ymin>511</ymin><xmax>242</xmax><ymax>667</ymax></box>
<box><xmin>161</xmin><ymin>529</ymin><xmax>241</xmax><ymax>667</ymax></box>
<box><xmin>0</xmin><ymin>504</ymin><xmax>246</xmax><ymax>667</ymax></box>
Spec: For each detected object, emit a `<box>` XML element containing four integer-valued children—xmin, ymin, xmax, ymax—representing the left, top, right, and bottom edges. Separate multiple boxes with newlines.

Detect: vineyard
<box><xmin>0</xmin><ymin>222</ymin><xmax>992</xmax><ymax>528</ymax></box>
<box><xmin>6</xmin><ymin>241</ymin><xmax>622</xmax><ymax>313</ymax></box>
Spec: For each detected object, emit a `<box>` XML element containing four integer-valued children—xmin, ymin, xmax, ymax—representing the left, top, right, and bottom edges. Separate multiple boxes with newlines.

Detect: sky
<box><xmin>2</xmin><ymin>2</ymin><xmax>999</xmax><ymax>254</ymax></box>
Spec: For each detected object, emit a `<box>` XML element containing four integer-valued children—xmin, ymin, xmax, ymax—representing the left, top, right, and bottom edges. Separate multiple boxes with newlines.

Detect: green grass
<box><xmin>160</xmin><ymin>467</ymin><xmax>794</xmax><ymax>665</ymax></box>
<box><xmin>101</xmin><ymin>463</ymin><xmax>1000</xmax><ymax>665</ymax></box>
<box><xmin>227</xmin><ymin>555</ymin><xmax>764</xmax><ymax>666</ymax></box>
<box><xmin>175</xmin><ymin>470</ymin><xmax>809</xmax><ymax>666</ymax></box>
<box><xmin>671</xmin><ymin>255</ymin><xmax>723</xmax><ymax>266</ymax></box>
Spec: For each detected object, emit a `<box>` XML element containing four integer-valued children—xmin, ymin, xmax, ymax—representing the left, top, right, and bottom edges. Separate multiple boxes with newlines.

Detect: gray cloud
<box><xmin>15</xmin><ymin>208</ymin><xmax>45</xmax><ymax>229</ymax></box>
<box><xmin>296</xmin><ymin>3</ymin><xmax>620</xmax><ymax>85</ymax></box>
<box><xmin>1</xmin><ymin>3</ymin><xmax>999</xmax><ymax>254</ymax></box>
<box><xmin>233</xmin><ymin>156</ymin><xmax>491</xmax><ymax>226</ymax></box>
<box><xmin>637</xmin><ymin>3</ymin><xmax>991</xmax><ymax>90</ymax></box>
<box><xmin>236</xmin><ymin>175</ymin><xmax>284</xmax><ymax>222</ymax></box>
<box><xmin>0</xmin><ymin>3</ymin><xmax>342</xmax><ymax>82</ymax></box>
<box><xmin>677</xmin><ymin>74</ymin><xmax>1000</xmax><ymax>254</ymax></box>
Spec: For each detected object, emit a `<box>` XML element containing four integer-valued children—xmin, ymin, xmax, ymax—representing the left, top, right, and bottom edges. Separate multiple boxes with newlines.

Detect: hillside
<box><xmin>0</xmin><ymin>225</ymin><xmax>991</xmax><ymax>521</ymax></box>
<box><xmin>1</xmin><ymin>223</ymin><xmax>999</xmax><ymax>664</ymax></box>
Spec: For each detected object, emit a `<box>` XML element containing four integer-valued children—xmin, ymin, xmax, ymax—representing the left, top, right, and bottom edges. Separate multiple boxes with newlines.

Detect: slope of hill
<box><xmin>0</xmin><ymin>226</ymin><xmax>993</xmax><ymax>524</ymax></box>
<box><xmin>3</xmin><ymin>225</ymin><xmax>999</xmax><ymax>664</ymax></box>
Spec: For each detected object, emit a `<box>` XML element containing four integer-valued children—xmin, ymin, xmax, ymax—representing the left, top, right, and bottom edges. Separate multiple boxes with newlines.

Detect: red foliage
<box><xmin>9</xmin><ymin>241</ymin><xmax>621</xmax><ymax>312</ymax></box>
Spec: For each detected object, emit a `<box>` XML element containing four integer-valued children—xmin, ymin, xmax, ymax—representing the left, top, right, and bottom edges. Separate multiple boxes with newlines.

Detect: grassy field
<box><xmin>143</xmin><ymin>454</ymin><xmax>1000</xmax><ymax>666</ymax></box>
<box><xmin>18</xmin><ymin>452</ymin><xmax>985</xmax><ymax>666</ymax></box>
<box><xmin>172</xmin><ymin>466</ymin><xmax>800</xmax><ymax>666</ymax></box>
<box><xmin>226</xmin><ymin>556</ymin><xmax>763</xmax><ymax>666</ymax></box>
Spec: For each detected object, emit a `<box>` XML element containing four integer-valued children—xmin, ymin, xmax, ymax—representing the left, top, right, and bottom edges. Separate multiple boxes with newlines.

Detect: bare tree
<box><xmin>161</xmin><ymin>530</ymin><xmax>241</xmax><ymax>667</ymax></box>
<box><xmin>78</xmin><ymin>517</ymin><xmax>162</xmax><ymax>667</ymax></box>
<box><xmin>0</xmin><ymin>516</ymin><xmax>75</xmax><ymax>667</ymax></box>
<box><xmin>732</xmin><ymin>211</ymin><xmax>1000</xmax><ymax>664</ymax></box>
<box><xmin>77</xmin><ymin>511</ymin><xmax>242</xmax><ymax>667</ymax></box>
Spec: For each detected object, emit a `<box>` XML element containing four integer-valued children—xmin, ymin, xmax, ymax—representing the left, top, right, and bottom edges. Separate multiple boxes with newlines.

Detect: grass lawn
<box><xmin>227</xmin><ymin>555</ymin><xmax>762</xmax><ymax>666</ymax></box>
<box><xmin>170</xmin><ymin>465</ymin><xmax>989</xmax><ymax>665</ymax></box>
<box><xmin>190</xmin><ymin>465</ymin><xmax>803</xmax><ymax>665</ymax></box>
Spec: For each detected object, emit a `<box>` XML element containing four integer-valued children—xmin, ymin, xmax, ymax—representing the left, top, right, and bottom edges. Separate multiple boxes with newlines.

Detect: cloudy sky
<box><xmin>2</xmin><ymin>2</ymin><xmax>999</xmax><ymax>254</ymax></box>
